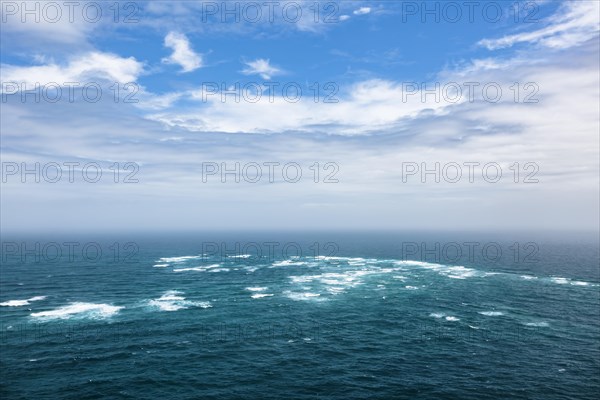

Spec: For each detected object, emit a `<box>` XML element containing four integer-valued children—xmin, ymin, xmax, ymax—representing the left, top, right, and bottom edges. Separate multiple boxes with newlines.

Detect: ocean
<box><xmin>1</xmin><ymin>232</ymin><xmax>598</xmax><ymax>399</ymax></box>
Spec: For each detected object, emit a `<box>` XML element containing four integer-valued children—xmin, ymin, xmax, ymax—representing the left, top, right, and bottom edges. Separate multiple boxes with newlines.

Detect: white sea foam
<box><xmin>148</xmin><ymin>291</ymin><xmax>211</xmax><ymax>311</ymax></box>
<box><xmin>520</xmin><ymin>275</ymin><xmax>537</xmax><ymax>280</ymax></box>
<box><xmin>479</xmin><ymin>311</ymin><xmax>504</xmax><ymax>316</ymax></box>
<box><xmin>157</xmin><ymin>255</ymin><xmax>203</xmax><ymax>263</ymax></box>
<box><xmin>316</xmin><ymin>256</ymin><xmax>366</xmax><ymax>262</ymax></box>
<box><xmin>395</xmin><ymin>260</ymin><xmax>444</xmax><ymax>269</ymax></box>
<box><xmin>405</xmin><ymin>286</ymin><xmax>419</xmax><ymax>290</ymax></box>
<box><xmin>1</xmin><ymin>300</ymin><xmax>29</xmax><ymax>307</ymax></box>
<box><xmin>570</xmin><ymin>281</ymin><xmax>590</xmax><ymax>286</ymax></box>
<box><xmin>429</xmin><ymin>312</ymin><xmax>446</xmax><ymax>318</ymax></box>
<box><xmin>290</xmin><ymin>275</ymin><xmax>314</xmax><ymax>283</ymax></box>
<box><xmin>284</xmin><ymin>291</ymin><xmax>324</xmax><ymax>301</ymax></box>
<box><xmin>153</xmin><ymin>264</ymin><xmax>169</xmax><ymax>268</ymax></box>
<box><xmin>551</xmin><ymin>277</ymin><xmax>569</xmax><ymax>285</ymax></box>
<box><xmin>31</xmin><ymin>302</ymin><xmax>122</xmax><ymax>321</ymax></box>
<box><xmin>172</xmin><ymin>264</ymin><xmax>221</xmax><ymax>272</ymax></box>
<box><xmin>525</xmin><ymin>322</ymin><xmax>549</xmax><ymax>327</ymax></box>
<box><xmin>445</xmin><ymin>316</ymin><xmax>460</xmax><ymax>322</ymax></box>
<box><xmin>444</xmin><ymin>266</ymin><xmax>478</xmax><ymax>279</ymax></box>
<box><xmin>0</xmin><ymin>296</ymin><xmax>47</xmax><ymax>307</ymax></box>
<box><xmin>547</xmin><ymin>277</ymin><xmax>596</xmax><ymax>286</ymax></box>
<box><xmin>396</xmin><ymin>260</ymin><xmax>488</xmax><ymax>280</ymax></box>
<box><xmin>246</xmin><ymin>287</ymin><xmax>267</xmax><ymax>292</ymax></box>
<box><xmin>172</xmin><ymin>266</ymin><xmax>206</xmax><ymax>272</ymax></box>
<box><xmin>251</xmin><ymin>293</ymin><xmax>273</xmax><ymax>299</ymax></box>
<box><xmin>327</xmin><ymin>286</ymin><xmax>346</xmax><ymax>294</ymax></box>
<box><xmin>272</xmin><ymin>260</ymin><xmax>307</xmax><ymax>267</ymax></box>
<box><xmin>229</xmin><ymin>254</ymin><xmax>252</xmax><ymax>258</ymax></box>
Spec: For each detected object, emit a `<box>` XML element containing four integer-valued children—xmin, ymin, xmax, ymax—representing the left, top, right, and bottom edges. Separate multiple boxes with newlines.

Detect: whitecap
<box><xmin>31</xmin><ymin>302</ymin><xmax>122</xmax><ymax>321</ymax></box>
<box><xmin>251</xmin><ymin>294</ymin><xmax>273</xmax><ymax>299</ymax></box>
<box><xmin>272</xmin><ymin>260</ymin><xmax>307</xmax><ymax>267</ymax></box>
<box><xmin>228</xmin><ymin>254</ymin><xmax>252</xmax><ymax>258</ymax></box>
<box><xmin>208</xmin><ymin>268</ymin><xmax>230</xmax><ymax>272</ymax></box>
<box><xmin>0</xmin><ymin>296</ymin><xmax>47</xmax><ymax>307</ymax></box>
<box><xmin>153</xmin><ymin>264</ymin><xmax>169</xmax><ymax>268</ymax></box>
<box><xmin>525</xmin><ymin>322</ymin><xmax>549</xmax><ymax>327</ymax></box>
<box><xmin>284</xmin><ymin>291</ymin><xmax>324</xmax><ymax>301</ymax></box>
<box><xmin>479</xmin><ymin>311</ymin><xmax>504</xmax><ymax>316</ymax></box>
<box><xmin>445</xmin><ymin>316</ymin><xmax>460</xmax><ymax>322</ymax></box>
<box><xmin>173</xmin><ymin>266</ymin><xmax>206</xmax><ymax>272</ymax></box>
<box><xmin>429</xmin><ymin>312</ymin><xmax>446</xmax><ymax>319</ymax></box>
<box><xmin>316</xmin><ymin>256</ymin><xmax>365</xmax><ymax>262</ymax></box>
<box><xmin>395</xmin><ymin>260</ymin><xmax>444</xmax><ymax>269</ymax></box>
<box><xmin>570</xmin><ymin>281</ymin><xmax>590</xmax><ymax>286</ymax></box>
<box><xmin>246</xmin><ymin>287</ymin><xmax>267</xmax><ymax>292</ymax></box>
<box><xmin>0</xmin><ymin>300</ymin><xmax>29</xmax><ymax>307</ymax></box>
<box><xmin>148</xmin><ymin>291</ymin><xmax>211</xmax><ymax>312</ymax></box>
<box><xmin>444</xmin><ymin>266</ymin><xmax>478</xmax><ymax>279</ymax></box>
<box><xmin>172</xmin><ymin>264</ymin><xmax>221</xmax><ymax>272</ymax></box>
<box><xmin>290</xmin><ymin>275</ymin><xmax>314</xmax><ymax>283</ymax></box>
<box><xmin>550</xmin><ymin>277</ymin><xmax>569</xmax><ymax>285</ymax></box>
<box><xmin>157</xmin><ymin>255</ymin><xmax>203</xmax><ymax>263</ymax></box>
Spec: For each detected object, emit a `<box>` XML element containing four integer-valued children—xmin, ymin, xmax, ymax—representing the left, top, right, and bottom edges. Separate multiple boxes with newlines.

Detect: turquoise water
<box><xmin>1</xmin><ymin>233</ymin><xmax>599</xmax><ymax>399</ymax></box>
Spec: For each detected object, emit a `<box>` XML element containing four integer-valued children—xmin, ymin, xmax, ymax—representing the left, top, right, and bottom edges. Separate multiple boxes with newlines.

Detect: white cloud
<box><xmin>339</xmin><ymin>15</ymin><xmax>351</xmax><ymax>21</ymax></box>
<box><xmin>241</xmin><ymin>59</ymin><xmax>283</xmax><ymax>80</ymax></box>
<box><xmin>479</xmin><ymin>2</ymin><xmax>600</xmax><ymax>50</ymax></box>
<box><xmin>0</xmin><ymin>52</ymin><xmax>144</xmax><ymax>88</ymax></box>
<box><xmin>162</xmin><ymin>31</ymin><xmax>203</xmax><ymax>72</ymax></box>
<box><xmin>2</xmin><ymin>40</ymin><xmax>598</xmax><ymax>232</ymax></box>
<box><xmin>145</xmin><ymin>78</ymin><xmax>457</xmax><ymax>135</ymax></box>
<box><xmin>353</xmin><ymin>7</ymin><xmax>371</xmax><ymax>15</ymax></box>
<box><xmin>0</xmin><ymin>5</ymin><xmax>92</xmax><ymax>46</ymax></box>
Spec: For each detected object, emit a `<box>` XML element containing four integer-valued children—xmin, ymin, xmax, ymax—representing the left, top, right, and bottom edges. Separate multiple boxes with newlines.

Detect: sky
<box><xmin>0</xmin><ymin>0</ymin><xmax>599</xmax><ymax>233</ymax></box>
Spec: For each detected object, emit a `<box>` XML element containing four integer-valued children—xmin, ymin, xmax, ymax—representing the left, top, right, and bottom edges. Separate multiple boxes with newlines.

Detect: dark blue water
<box><xmin>1</xmin><ymin>232</ymin><xmax>599</xmax><ymax>399</ymax></box>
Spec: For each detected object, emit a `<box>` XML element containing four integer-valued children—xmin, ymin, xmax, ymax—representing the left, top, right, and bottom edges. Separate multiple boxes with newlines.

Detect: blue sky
<box><xmin>1</xmin><ymin>1</ymin><xmax>599</xmax><ymax>232</ymax></box>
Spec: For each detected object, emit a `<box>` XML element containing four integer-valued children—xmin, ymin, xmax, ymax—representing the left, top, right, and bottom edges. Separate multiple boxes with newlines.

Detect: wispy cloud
<box><xmin>162</xmin><ymin>32</ymin><xmax>203</xmax><ymax>72</ymax></box>
<box><xmin>479</xmin><ymin>1</ymin><xmax>599</xmax><ymax>50</ymax></box>
<box><xmin>241</xmin><ymin>58</ymin><xmax>283</xmax><ymax>80</ymax></box>
<box><xmin>353</xmin><ymin>7</ymin><xmax>371</xmax><ymax>16</ymax></box>
<box><xmin>0</xmin><ymin>52</ymin><xmax>144</xmax><ymax>87</ymax></box>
